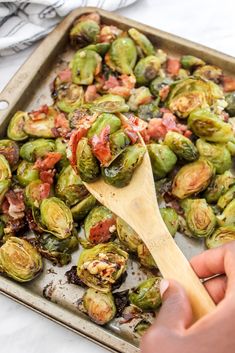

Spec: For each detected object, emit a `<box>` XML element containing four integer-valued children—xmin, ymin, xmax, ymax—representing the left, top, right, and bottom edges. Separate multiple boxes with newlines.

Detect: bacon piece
<box><xmin>221</xmin><ymin>75</ymin><xmax>235</xmax><ymax>92</ymax></box>
<box><xmin>90</xmin><ymin>125</ymin><xmax>112</xmax><ymax>166</ymax></box>
<box><xmin>159</xmin><ymin>85</ymin><xmax>170</xmax><ymax>101</ymax></box>
<box><xmin>89</xmin><ymin>217</ymin><xmax>116</xmax><ymax>245</ymax></box>
<box><xmin>34</xmin><ymin>152</ymin><xmax>62</xmax><ymax>171</ymax></box>
<box><xmin>166</xmin><ymin>58</ymin><xmax>181</xmax><ymax>76</ymax></box>
<box><xmin>39</xmin><ymin>170</ymin><xmax>55</xmax><ymax>185</ymax></box>
<box><xmin>54</xmin><ymin>113</ymin><xmax>70</xmax><ymax>137</ymax></box>
<box><xmin>30</xmin><ymin>105</ymin><xmax>49</xmax><ymax>121</ymax></box>
<box><xmin>4</xmin><ymin>190</ymin><xmax>25</xmax><ymax>220</ymax></box>
<box><xmin>58</xmin><ymin>68</ymin><xmax>72</xmax><ymax>83</ymax></box>
<box><xmin>85</xmin><ymin>85</ymin><xmax>100</xmax><ymax>103</ymax></box>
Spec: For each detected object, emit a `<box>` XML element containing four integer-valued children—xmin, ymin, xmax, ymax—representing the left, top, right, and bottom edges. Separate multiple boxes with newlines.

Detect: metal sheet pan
<box><xmin>0</xmin><ymin>7</ymin><xmax>235</xmax><ymax>353</ymax></box>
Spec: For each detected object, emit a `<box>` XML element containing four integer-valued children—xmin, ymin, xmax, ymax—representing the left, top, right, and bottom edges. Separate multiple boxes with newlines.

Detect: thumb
<box><xmin>154</xmin><ymin>279</ymin><xmax>193</xmax><ymax>331</ymax></box>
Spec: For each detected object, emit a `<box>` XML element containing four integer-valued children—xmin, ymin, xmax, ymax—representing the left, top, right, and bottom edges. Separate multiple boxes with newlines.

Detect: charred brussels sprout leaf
<box><xmin>196</xmin><ymin>139</ymin><xmax>232</xmax><ymax>174</ymax></box>
<box><xmin>206</xmin><ymin>226</ymin><xmax>235</xmax><ymax>249</ymax></box>
<box><xmin>90</xmin><ymin>95</ymin><xmax>129</xmax><ymax>113</ymax></box>
<box><xmin>0</xmin><ymin>237</ymin><xmax>42</xmax><ymax>282</ymax></box>
<box><xmin>84</xmin><ymin>206</ymin><xmax>116</xmax><ymax>245</ymax></box>
<box><xmin>108</xmin><ymin>37</ymin><xmax>137</xmax><ymax>74</ymax></box>
<box><xmin>160</xmin><ymin>207</ymin><xmax>179</xmax><ymax>237</ymax></box>
<box><xmin>204</xmin><ymin>171</ymin><xmax>235</xmax><ymax>204</ymax></box>
<box><xmin>71</xmin><ymin>195</ymin><xmax>97</xmax><ymax>221</ymax></box>
<box><xmin>56</xmin><ymin>165</ymin><xmax>88</xmax><ymax>206</ymax></box>
<box><xmin>150</xmin><ymin>77</ymin><xmax>172</xmax><ymax>98</ymax></box>
<box><xmin>134</xmin><ymin>320</ymin><xmax>151</xmax><ymax>336</ymax></box>
<box><xmin>76</xmin><ymin>137</ymin><xmax>100</xmax><ymax>182</ymax></box>
<box><xmin>17</xmin><ymin>160</ymin><xmax>39</xmax><ymax>186</ymax></box>
<box><xmin>20</xmin><ymin>139</ymin><xmax>55</xmax><ymax>162</ymax></box>
<box><xmin>180</xmin><ymin>55</ymin><xmax>205</xmax><ymax>70</ymax></box>
<box><xmin>87</xmin><ymin>113</ymin><xmax>121</xmax><ymax>138</ymax></box>
<box><xmin>129</xmin><ymin>277</ymin><xmax>162</xmax><ymax>311</ymax></box>
<box><xmin>116</xmin><ymin>217</ymin><xmax>142</xmax><ymax>252</ymax></box>
<box><xmin>147</xmin><ymin>144</ymin><xmax>177</xmax><ymax>180</ymax></box>
<box><xmin>193</xmin><ymin>65</ymin><xmax>222</xmax><ymax>82</ymax></box>
<box><xmin>25</xmin><ymin>179</ymin><xmax>50</xmax><ymax>208</ymax></box>
<box><xmin>137</xmin><ymin>243</ymin><xmax>157</xmax><ymax>269</ymax></box>
<box><xmin>0</xmin><ymin>139</ymin><xmax>19</xmax><ymax>168</ymax></box>
<box><xmin>40</xmin><ymin>197</ymin><xmax>73</xmax><ymax>239</ymax></box>
<box><xmin>0</xmin><ymin>154</ymin><xmax>11</xmax><ymax>181</ymax></box>
<box><xmin>127</xmin><ymin>87</ymin><xmax>152</xmax><ymax>111</ymax></box>
<box><xmin>77</xmin><ymin>243</ymin><xmax>128</xmax><ymax>292</ymax></box>
<box><xmin>217</xmin><ymin>199</ymin><xmax>235</xmax><ymax>226</ymax></box>
<box><xmin>110</xmin><ymin>130</ymin><xmax>131</xmax><ymax>162</ymax></box>
<box><xmin>56</xmin><ymin>84</ymin><xmax>84</xmax><ymax>113</ymax></box>
<box><xmin>137</xmin><ymin>101</ymin><xmax>160</xmax><ymax>121</ymax></box>
<box><xmin>7</xmin><ymin>111</ymin><xmax>28</xmax><ymax>141</ymax></box>
<box><xmin>188</xmin><ymin>109</ymin><xmax>234</xmax><ymax>143</ymax></box>
<box><xmin>134</xmin><ymin>56</ymin><xmax>161</xmax><ymax>86</ymax></box>
<box><xmin>102</xmin><ymin>144</ymin><xmax>145</xmax><ymax>187</ymax></box>
<box><xmin>83</xmin><ymin>288</ymin><xmax>116</xmax><ymax>325</ymax></box>
<box><xmin>55</xmin><ymin>138</ymin><xmax>69</xmax><ymax>169</ymax></box>
<box><xmin>128</xmin><ymin>28</ymin><xmax>155</xmax><ymax>56</ymax></box>
<box><xmin>225</xmin><ymin>92</ymin><xmax>235</xmax><ymax>116</ymax></box>
<box><xmin>70</xmin><ymin>18</ymin><xmax>100</xmax><ymax>48</ymax></box>
<box><xmin>217</xmin><ymin>184</ymin><xmax>235</xmax><ymax>209</ymax></box>
<box><xmin>84</xmin><ymin>42</ymin><xmax>110</xmax><ymax>55</ymax></box>
<box><xmin>172</xmin><ymin>159</ymin><xmax>214</xmax><ymax>199</ymax></box>
<box><xmin>164</xmin><ymin>131</ymin><xmax>198</xmax><ymax>161</ymax></box>
<box><xmin>0</xmin><ymin>180</ymin><xmax>11</xmax><ymax>207</ymax></box>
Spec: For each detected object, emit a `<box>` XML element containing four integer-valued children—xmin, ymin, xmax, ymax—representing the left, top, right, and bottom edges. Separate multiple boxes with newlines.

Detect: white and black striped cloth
<box><xmin>0</xmin><ymin>0</ymin><xmax>138</xmax><ymax>56</ymax></box>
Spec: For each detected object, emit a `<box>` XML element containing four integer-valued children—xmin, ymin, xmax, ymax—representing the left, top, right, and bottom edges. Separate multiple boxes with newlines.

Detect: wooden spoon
<box><xmin>84</xmin><ymin>140</ymin><xmax>215</xmax><ymax>320</ymax></box>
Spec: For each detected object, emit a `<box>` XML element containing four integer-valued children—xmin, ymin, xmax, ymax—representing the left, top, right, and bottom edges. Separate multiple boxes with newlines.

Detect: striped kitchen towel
<box><xmin>0</xmin><ymin>0</ymin><xmax>138</xmax><ymax>56</ymax></box>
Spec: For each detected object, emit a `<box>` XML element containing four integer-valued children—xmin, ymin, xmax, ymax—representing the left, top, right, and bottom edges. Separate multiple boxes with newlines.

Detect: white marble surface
<box><xmin>0</xmin><ymin>0</ymin><xmax>235</xmax><ymax>352</ymax></box>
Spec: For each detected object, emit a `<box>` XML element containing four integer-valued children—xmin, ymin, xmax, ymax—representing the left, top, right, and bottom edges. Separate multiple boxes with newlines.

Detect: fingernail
<box><xmin>160</xmin><ymin>279</ymin><xmax>169</xmax><ymax>297</ymax></box>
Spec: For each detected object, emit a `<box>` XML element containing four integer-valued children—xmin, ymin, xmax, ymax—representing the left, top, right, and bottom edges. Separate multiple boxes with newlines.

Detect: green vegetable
<box><xmin>134</xmin><ymin>56</ymin><xmax>161</xmax><ymax>85</ymax></box>
<box><xmin>20</xmin><ymin>139</ymin><xmax>55</xmax><ymax>162</ymax></box>
<box><xmin>7</xmin><ymin>111</ymin><xmax>28</xmax><ymax>141</ymax></box>
<box><xmin>71</xmin><ymin>195</ymin><xmax>97</xmax><ymax>221</ymax></box>
<box><xmin>160</xmin><ymin>207</ymin><xmax>179</xmax><ymax>237</ymax></box>
<box><xmin>17</xmin><ymin>160</ymin><xmax>39</xmax><ymax>186</ymax></box>
<box><xmin>128</xmin><ymin>28</ymin><xmax>155</xmax><ymax>56</ymax></box>
<box><xmin>204</xmin><ymin>171</ymin><xmax>235</xmax><ymax>203</ymax></box>
<box><xmin>91</xmin><ymin>94</ymin><xmax>129</xmax><ymax>113</ymax></box>
<box><xmin>147</xmin><ymin>144</ymin><xmax>177</xmax><ymax>180</ymax></box>
<box><xmin>164</xmin><ymin>131</ymin><xmax>198</xmax><ymax>161</ymax></box>
<box><xmin>108</xmin><ymin>37</ymin><xmax>137</xmax><ymax>74</ymax></box>
<box><xmin>76</xmin><ymin>137</ymin><xmax>100</xmax><ymax>182</ymax></box>
<box><xmin>206</xmin><ymin>226</ymin><xmax>235</xmax><ymax>249</ymax></box>
<box><xmin>87</xmin><ymin>113</ymin><xmax>121</xmax><ymax>139</ymax></box>
<box><xmin>116</xmin><ymin>217</ymin><xmax>142</xmax><ymax>252</ymax></box>
<box><xmin>129</xmin><ymin>277</ymin><xmax>162</xmax><ymax>311</ymax></box>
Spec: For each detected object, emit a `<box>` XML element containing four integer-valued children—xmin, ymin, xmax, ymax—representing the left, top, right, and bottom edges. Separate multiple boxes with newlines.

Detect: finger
<box><xmin>153</xmin><ymin>279</ymin><xmax>193</xmax><ymax>331</ymax></box>
<box><xmin>203</xmin><ymin>275</ymin><xmax>227</xmax><ymax>304</ymax></box>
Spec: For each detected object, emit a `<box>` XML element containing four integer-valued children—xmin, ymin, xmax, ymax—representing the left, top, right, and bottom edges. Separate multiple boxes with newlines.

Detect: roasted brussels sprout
<box><xmin>188</xmin><ymin>109</ymin><xmax>234</xmax><ymax>143</ymax></box>
<box><xmin>150</xmin><ymin>77</ymin><xmax>172</xmax><ymax>98</ymax></box>
<box><xmin>56</xmin><ymin>84</ymin><xmax>84</xmax><ymax>113</ymax></box>
<box><xmin>56</xmin><ymin>165</ymin><xmax>88</xmax><ymax>206</ymax></box>
<box><xmin>87</xmin><ymin>113</ymin><xmax>121</xmax><ymax>138</ymax></box>
<box><xmin>70</xmin><ymin>49</ymin><xmax>102</xmax><ymax>85</ymax></box>
<box><xmin>128</xmin><ymin>28</ymin><xmax>155</xmax><ymax>56</ymax></box>
<box><xmin>164</xmin><ymin>131</ymin><xmax>198</xmax><ymax>161</ymax></box>
<box><xmin>40</xmin><ymin>197</ymin><xmax>73</xmax><ymax>239</ymax></box>
<box><xmin>181</xmin><ymin>199</ymin><xmax>216</xmax><ymax>238</ymax></box>
<box><xmin>127</xmin><ymin>87</ymin><xmax>152</xmax><ymax>111</ymax></box>
<box><xmin>217</xmin><ymin>185</ymin><xmax>235</xmax><ymax>209</ymax></box>
<box><xmin>0</xmin><ymin>139</ymin><xmax>19</xmax><ymax>168</ymax></box>
<box><xmin>70</xmin><ymin>15</ymin><xmax>100</xmax><ymax>48</ymax></box>
<box><xmin>160</xmin><ymin>207</ymin><xmax>179</xmax><ymax>237</ymax></box>
<box><xmin>137</xmin><ymin>101</ymin><xmax>160</xmax><ymax>121</ymax></box>
<box><xmin>137</xmin><ymin>243</ymin><xmax>157</xmax><ymax>269</ymax></box>
<box><xmin>71</xmin><ymin>194</ymin><xmax>97</xmax><ymax>221</ymax></box>
<box><xmin>206</xmin><ymin>226</ymin><xmax>235</xmax><ymax>249</ymax></box>
<box><xmin>172</xmin><ymin>159</ymin><xmax>214</xmax><ymax>199</ymax></box>
<box><xmin>76</xmin><ymin>137</ymin><xmax>100</xmax><ymax>182</ymax></box>
<box><xmin>38</xmin><ymin>232</ymin><xmax>78</xmax><ymax>266</ymax></box>
<box><xmin>196</xmin><ymin>139</ymin><xmax>232</xmax><ymax>174</ymax></box>
<box><xmin>193</xmin><ymin>65</ymin><xmax>222</xmax><ymax>82</ymax></box>
<box><xmin>23</xmin><ymin>107</ymin><xmax>56</xmax><ymax>138</ymax></box>
<box><xmin>0</xmin><ymin>180</ymin><xmax>11</xmax><ymax>206</ymax></box>
<box><xmin>134</xmin><ymin>56</ymin><xmax>161</xmax><ymax>86</ymax></box>
<box><xmin>25</xmin><ymin>179</ymin><xmax>51</xmax><ymax>207</ymax></box>
<box><xmin>102</xmin><ymin>144</ymin><xmax>145</xmax><ymax>188</ymax></box>
<box><xmin>110</xmin><ymin>130</ymin><xmax>131</xmax><ymax>161</ymax></box>
<box><xmin>55</xmin><ymin>138</ymin><xmax>69</xmax><ymax>169</ymax></box>
<box><xmin>225</xmin><ymin>92</ymin><xmax>235</xmax><ymax>116</ymax></box>
<box><xmin>0</xmin><ymin>154</ymin><xmax>11</xmax><ymax>181</ymax></box>
<box><xmin>77</xmin><ymin>243</ymin><xmax>128</xmax><ymax>292</ymax></box>
<box><xmin>17</xmin><ymin>160</ymin><xmax>39</xmax><ymax>186</ymax></box>
<box><xmin>147</xmin><ymin>144</ymin><xmax>177</xmax><ymax>180</ymax></box>
<box><xmin>129</xmin><ymin>277</ymin><xmax>162</xmax><ymax>311</ymax></box>
<box><xmin>83</xmin><ymin>288</ymin><xmax>116</xmax><ymax>325</ymax></box>
<box><xmin>85</xmin><ymin>42</ymin><xmax>110</xmax><ymax>55</ymax></box>
<box><xmin>217</xmin><ymin>199</ymin><xmax>235</xmax><ymax>226</ymax></box>
<box><xmin>20</xmin><ymin>139</ymin><xmax>55</xmax><ymax>162</ymax></box>
<box><xmin>90</xmin><ymin>94</ymin><xmax>129</xmax><ymax>113</ymax></box>
<box><xmin>7</xmin><ymin>111</ymin><xmax>28</xmax><ymax>141</ymax></box>
<box><xmin>134</xmin><ymin>320</ymin><xmax>151</xmax><ymax>336</ymax></box>
<box><xmin>204</xmin><ymin>171</ymin><xmax>235</xmax><ymax>203</ymax></box>
<box><xmin>107</xmin><ymin>37</ymin><xmax>137</xmax><ymax>74</ymax></box>
<box><xmin>116</xmin><ymin>217</ymin><xmax>142</xmax><ymax>252</ymax></box>
<box><xmin>84</xmin><ymin>206</ymin><xmax>116</xmax><ymax>245</ymax></box>
<box><xmin>180</xmin><ymin>55</ymin><xmax>205</xmax><ymax>70</ymax></box>
<box><xmin>0</xmin><ymin>237</ymin><xmax>42</xmax><ymax>282</ymax></box>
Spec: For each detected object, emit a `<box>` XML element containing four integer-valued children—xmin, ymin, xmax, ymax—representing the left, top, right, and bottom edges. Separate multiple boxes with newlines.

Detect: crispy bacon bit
<box><xmin>103</xmin><ymin>75</ymin><xmax>120</xmax><ymax>90</ymax></box>
<box><xmin>34</xmin><ymin>152</ymin><xmax>62</xmax><ymax>171</ymax></box>
<box><xmin>221</xmin><ymin>75</ymin><xmax>235</xmax><ymax>92</ymax></box>
<box><xmin>124</xmin><ymin>128</ymin><xmax>139</xmax><ymax>144</ymax></box>
<box><xmin>30</xmin><ymin>105</ymin><xmax>49</xmax><ymax>120</ymax></box>
<box><xmin>91</xmin><ymin>125</ymin><xmax>112</xmax><ymax>166</ymax></box>
<box><xmin>39</xmin><ymin>170</ymin><xmax>55</xmax><ymax>185</ymax></box>
<box><xmin>58</xmin><ymin>68</ymin><xmax>72</xmax><ymax>83</ymax></box>
<box><xmin>4</xmin><ymin>190</ymin><xmax>25</xmax><ymax>220</ymax></box>
<box><xmin>85</xmin><ymin>85</ymin><xmax>100</xmax><ymax>103</ymax></box>
<box><xmin>166</xmin><ymin>58</ymin><xmax>181</xmax><ymax>76</ymax></box>
<box><xmin>108</xmin><ymin>75</ymin><xmax>136</xmax><ymax>98</ymax></box>
<box><xmin>54</xmin><ymin>113</ymin><xmax>70</xmax><ymax>137</ymax></box>
<box><xmin>89</xmin><ymin>217</ymin><xmax>116</xmax><ymax>245</ymax></box>
<box><xmin>120</xmin><ymin>115</ymin><xmax>148</xmax><ymax>144</ymax></box>
<box><xmin>159</xmin><ymin>85</ymin><xmax>170</xmax><ymax>101</ymax></box>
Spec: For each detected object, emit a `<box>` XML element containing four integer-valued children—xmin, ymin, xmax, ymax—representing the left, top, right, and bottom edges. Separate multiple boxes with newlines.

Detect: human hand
<box><xmin>140</xmin><ymin>242</ymin><xmax>235</xmax><ymax>353</ymax></box>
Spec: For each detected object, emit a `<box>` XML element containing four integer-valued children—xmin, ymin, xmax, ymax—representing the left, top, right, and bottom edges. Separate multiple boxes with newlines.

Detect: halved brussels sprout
<box><xmin>134</xmin><ymin>56</ymin><xmax>161</xmax><ymax>86</ymax></box>
<box><xmin>217</xmin><ymin>185</ymin><xmax>235</xmax><ymax>209</ymax></box>
<box><xmin>110</xmin><ymin>130</ymin><xmax>131</xmax><ymax>162</ymax></box>
<box><xmin>147</xmin><ymin>144</ymin><xmax>177</xmax><ymax>180</ymax></box>
<box><xmin>83</xmin><ymin>288</ymin><xmax>116</xmax><ymax>325</ymax></box>
<box><xmin>150</xmin><ymin>77</ymin><xmax>172</xmax><ymax>98</ymax></box>
<box><xmin>0</xmin><ymin>139</ymin><xmax>19</xmax><ymax>168</ymax></box>
<box><xmin>85</xmin><ymin>43</ymin><xmax>110</xmax><ymax>55</ymax></box>
<box><xmin>17</xmin><ymin>160</ymin><xmax>39</xmax><ymax>186</ymax></box>
<box><xmin>172</xmin><ymin>159</ymin><xmax>214</xmax><ymax>199</ymax></box>
<box><xmin>134</xmin><ymin>320</ymin><xmax>151</xmax><ymax>336</ymax></box>
<box><xmin>38</xmin><ymin>232</ymin><xmax>78</xmax><ymax>266</ymax></box>
<box><xmin>24</xmin><ymin>107</ymin><xmax>56</xmax><ymax>138</ymax></box>
<box><xmin>188</xmin><ymin>109</ymin><xmax>234</xmax><ymax>143</ymax></box>
<box><xmin>90</xmin><ymin>94</ymin><xmax>129</xmax><ymax>113</ymax></box>
<box><xmin>204</xmin><ymin>171</ymin><xmax>235</xmax><ymax>204</ymax></box>
<box><xmin>217</xmin><ymin>199</ymin><xmax>235</xmax><ymax>226</ymax></box>
<box><xmin>70</xmin><ymin>17</ymin><xmax>100</xmax><ymax>48</ymax></box>
<box><xmin>0</xmin><ymin>154</ymin><xmax>11</xmax><ymax>181</ymax></box>
<box><xmin>129</xmin><ymin>277</ymin><xmax>162</xmax><ymax>311</ymax></box>
<box><xmin>71</xmin><ymin>194</ymin><xmax>97</xmax><ymax>221</ymax></box>
<box><xmin>0</xmin><ymin>237</ymin><xmax>42</xmax><ymax>282</ymax></box>
<box><xmin>225</xmin><ymin>92</ymin><xmax>235</xmax><ymax>116</ymax></box>
<box><xmin>40</xmin><ymin>197</ymin><xmax>73</xmax><ymax>239</ymax></box>
<box><xmin>181</xmin><ymin>199</ymin><xmax>216</xmax><ymax>238</ymax></box>
<box><xmin>227</xmin><ymin>141</ymin><xmax>235</xmax><ymax>156</ymax></box>
<box><xmin>116</xmin><ymin>217</ymin><xmax>142</xmax><ymax>252</ymax></box>
<box><xmin>137</xmin><ymin>101</ymin><xmax>160</xmax><ymax>121</ymax></box>
<box><xmin>56</xmin><ymin>84</ymin><xmax>84</xmax><ymax>113</ymax></box>
<box><xmin>76</xmin><ymin>137</ymin><xmax>100</xmax><ymax>182</ymax></box>
<box><xmin>7</xmin><ymin>111</ymin><xmax>28</xmax><ymax>141</ymax></box>
<box><xmin>137</xmin><ymin>243</ymin><xmax>157</xmax><ymax>269</ymax></box>
<box><xmin>87</xmin><ymin>113</ymin><xmax>121</xmax><ymax>139</ymax></box>
<box><xmin>206</xmin><ymin>226</ymin><xmax>235</xmax><ymax>249</ymax></box>
<box><xmin>177</xmin><ymin>68</ymin><xmax>189</xmax><ymax>80</ymax></box>
<box><xmin>196</xmin><ymin>139</ymin><xmax>232</xmax><ymax>174</ymax></box>
<box><xmin>180</xmin><ymin>55</ymin><xmax>205</xmax><ymax>70</ymax></box>
<box><xmin>107</xmin><ymin>37</ymin><xmax>137</xmax><ymax>74</ymax></box>
<box><xmin>102</xmin><ymin>144</ymin><xmax>145</xmax><ymax>188</ymax></box>
<box><xmin>77</xmin><ymin>243</ymin><xmax>128</xmax><ymax>292</ymax></box>
<box><xmin>56</xmin><ymin>165</ymin><xmax>88</xmax><ymax>206</ymax></box>
<box><xmin>160</xmin><ymin>207</ymin><xmax>179</xmax><ymax>237</ymax></box>
<box><xmin>20</xmin><ymin>139</ymin><xmax>55</xmax><ymax>162</ymax></box>
<box><xmin>127</xmin><ymin>87</ymin><xmax>152</xmax><ymax>111</ymax></box>
<box><xmin>55</xmin><ymin>138</ymin><xmax>69</xmax><ymax>169</ymax></box>
<box><xmin>193</xmin><ymin>65</ymin><xmax>222</xmax><ymax>82</ymax></box>
<box><xmin>128</xmin><ymin>28</ymin><xmax>155</xmax><ymax>56</ymax></box>
<box><xmin>25</xmin><ymin>179</ymin><xmax>50</xmax><ymax>208</ymax></box>
<box><xmin>164</xmin><ymin>131</ymin><xmax>198</xmax><ymax>161</ymax></box>
<box><xmin>84</xmin><ymin>206</ymin><xmax>116</xmax><ymax>245</ymax></box>
<box><xmin>70</xmin><ymin>49</ymin><xmax>102</xmax><ymax>85</ymax></box>
<box><xmin>0</xmin><ymin>180</ymin><xmax>11</xmax><ymax>207</ymax></box>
